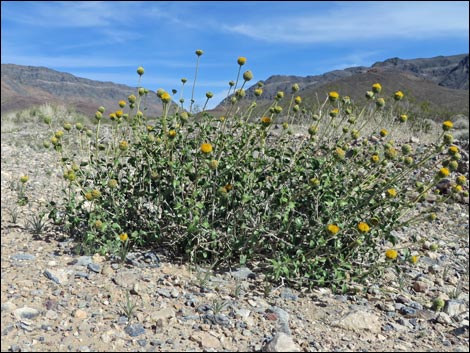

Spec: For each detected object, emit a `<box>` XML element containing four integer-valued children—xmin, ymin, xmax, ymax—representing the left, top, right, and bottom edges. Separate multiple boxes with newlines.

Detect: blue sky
<box><xmin>1</xmin><ymin>1</ymin><xmax>469</xmax><ymax>109</ymax></box>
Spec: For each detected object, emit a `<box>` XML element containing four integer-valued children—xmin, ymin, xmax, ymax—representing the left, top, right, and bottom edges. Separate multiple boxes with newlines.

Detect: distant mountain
<box><xmin>215</xmin><ymin>54</ymin><xmax>469</xmax><ymax>118</ymax></box>
<box><xmin>1</xmin><ymin>64</ymin><xmax>165</xmax><ymax>116</ymax></box>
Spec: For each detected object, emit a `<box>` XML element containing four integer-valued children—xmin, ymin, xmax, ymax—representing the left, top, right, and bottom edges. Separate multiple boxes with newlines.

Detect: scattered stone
<box><xmin>190</xmin><ymin>332</ymin><xmax>222</xmax><ymax>350</ymax></box>
<box><xmin>332</xmin><ymin>310</ymin><xmax>381</xmax><ymax>333</ymax></box>
<box><xmin>124</xmin><ymin>323</ymin><xmax>145</xmax><ymax>337</ymax></box>
<box><xmin>87</xmin><ymin>263</ymin><xmax>101</xmax><ymax>273</ymax></box>
<box><xmin>229</xmin><ymin>267</ymin><xmax>256</xmax><ymax>280</ymax></box>
<box><xmin>444</xmin><ymin>300</ymin><xmax>467</xmax><ymax>317</ymax></box>
<box><xmin>73</xmin><ymin>309</ymin><xmax>87</xmax><ymax>319</ymax></box>
<box><xmin>262</xmin><ymin>332</ymin><xmax>301</xmax><ymax>352</ymax></box>
<box><xmin>11</xmin><ymin>253</ymin><xmax>36</xmax><ymax>261</ymax></box>
<box><xmin>413</xmin><ymin>281</ymin><xmax>428</xmax><ymax>293</ymax></box>
<box><xmin>43</xmin><ymin>268</ymin><xmax>68</xmax><ymax>284</ymax></box>
<box><xmin>14</xmin><ymin>307</ymin><xmax>40</xmax><ymax>320</ymax></box>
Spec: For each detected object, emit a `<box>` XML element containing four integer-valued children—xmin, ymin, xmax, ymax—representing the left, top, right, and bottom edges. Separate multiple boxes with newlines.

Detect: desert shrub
<box><xmin>42</xmin><ymin>51</ymin><xmax>466</xmax><ymax>291</ymax></box>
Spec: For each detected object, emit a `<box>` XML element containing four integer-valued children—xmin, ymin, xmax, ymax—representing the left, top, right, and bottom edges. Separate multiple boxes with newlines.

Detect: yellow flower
<box><xmin>376</xmin><ymin>98</ymin><xmax>385</xmax><ymax>108</ymax></box>
<box><xmin>371</xmin><ymin>154</ymin><xmax>380</xmax><ymax>164</ymax></box>
<box><xmin>55</xmin><ymin>130</ymin><xmax>64</xmax><ymax>138</ymax></box>
<box><xmin>237</xmin><ymin>57</ymin><xmax>247</xmax><ymax>66</ymax></box>
<box><xmin>334</xmin><ymin>147</ymin><xmax>345</xmax><ymax>160</ymax></box>
<box><xmin>380</xmin><ymin>129</ymin><xmax>388</xmax><ymax>137</ymax></box>
<box><xmin>438</xmin><ymin>167</ymin><xmax>450</xmax><ymax>178</ymax></box>
<box><xmin>63</xmin><ymin>123</ymin><xmax>72</xmax><ymax>131</ymax></box>
<box><xmin>386</xmin><ymin>188</ymin><xmax>397</xmax><ymax>198</ymax></box>
<box><xmin>200</xmin><ymin>143</ymin><xmax>213</xmax><ymax>154</ymax></box>
<box><xmin>109</xmin><ymin>113</ymin><xmax>117</xmax><ymax>121</ymax></box>
<box><xmin>404</xmin><ymin>156</ymin><xmax>414</xmax><ymax>166</ymax></box>
<box><xmin>384</xmin><ymin>147</ymin><xmax>397</xmax><ymax>160</ymax></box>
<box><xmin>128</xmin><ymin>95</ymin><xmax>136</xmax><ymax>104</ymax></box>
<box><xmin>254</xmin><ymin>88</ymin><xmax>263</xmax><ymax>97</ymax></box>
<box><xmin>399</xmin><ymin>114</ymin><xmax>408</xmax><ymax>122</ymax></box>
<box><xmin>329</xmin><ymin>108</ymin><xmax>339</xmax><ymax>118</ymax></box>
<box><xmin>137</xmin><ymin>66</ymin><xmax>144</xmax><ymax>76</ymax></box>
<box><xmin>168</xmin><ymin>130</ymin><xmax>177</xmax><ymax>139</ymax></box>
<box><xmin>209</xmin><ymin>159</ymin><xmax>219</xmax><ymax>170</ymax></box>
<box><xmin>94</xmin><ymin>220</ymin><xmax>103</xmax><ymax>230</ymax></box>
<box><xmin>85</xmin><ymin>192</ymin><xmax>93</xmax><ymax>201</ymax></box>
<box><xmin>118</xmin><ymin>100</ymin><xmax>126</xmax><ymax>108</ymax></box>
<box><xmin>119</xmin><ymin>141</ymin><xmax>129</xmax><ymax>151</ymax></box>
<box><xmin>161</xmin><ymin>92</ymin><xmax>171</xmax><ymax>104</ymax></box>
<box><xmin>20</xmin><ymin>175</ymin><xmax>29</xmax><ymax>183</ymax></box>
<box><xmin>115</xmin><ymin>110</ymin><xmax>123</xmax><ymax>118</ymax></box>
<box><xmin>308</xmin><ymin>125</ymin><xmax>318</xmax><ymax>136</ymax></box>
<box><xmin>291</xmin><ymin>83</ymin><xmax>300</xmax><ymax>92</ymax></box>
<box><xmin>385</xmin><ymin>249</ymin><xmax>398</xmax><ymax>260</ymax></box>
<box><xmin>357</xmin><ymin>222</ymin><xmax>370</xmax><ymax>233</ymax></box>
<box><xmin>261</xmin><ymin>116</ymin><xmax>272</xmax><ymax>126</ymax></box>
<box><xmin>91</xmin><ymin>189</ymin><xmax>101</xmax><ymax>198</ymax></box>
<box><xmin>442</xmin><ymin>120</ymin><xmax>453</xmax><ymax>131</ymax></box>
<box><xmin>456</xmin><ymin>175</ymin><xmax>467</xmax><ymax>186</ymax></box>
<box><xmin>195</xmin><ymin>49</ymin><xmax>204</xmax><ymax>56</ymax></box>
<box><xmin>401</xmin><ymin>144</ymin><xmax>412</xmax><ymax>155</ymax></box>
<box><xmin>328</xmin><ymin>91</ymin><xmax>339</xmax><ymax>102</ymax></box>
<box><xmin>225</xmin><ymin>183</ymin><xmax>233</xmax><ymax>191</ymax></box>
<box><xmin>448</xmin><ymin>145</ymin><xmax>459</xmax><ymax>156</ymax></box>
<box><xmin>365</xmin><ymin>91</ymin><xmax>374</xmax><ymax>99</ymax></box>
<box><xmin>327</xmin><ymin>224</ymin><xmax>340</xmax><ymax>235</ymax></box>
<box><xmin>409</xmin><ymin>255</ymin><xmax>419</xmax><ymax>264</ymax></box>
<box><xmin>206</xmin><ymin>91</ymin><xmax>214</xmax><ymax>99</ymax></box>
<box><xmin>295</xmin><ymin>96</ymin><xmax>302</xmax><ymax>104</ymax></box>
<box><xmin>372</xmin><ymin>83</ymin><xmax>382</xmax><ymax>93</ymax></box>
<box><xmin>394</xmin><ymin>90</ymin><xmax>404</xmax><ymax>100</ymax></box>
<box><xmin>243</xmin><ymin>70</ymin><xmax>253</xmax><ymax>81</ymax></box>
<box><xmin>119</xmin><ymin>233</ymin><xmax>128</xmax><ymax>242</ymax></box>
<box><xmin>452</xmin><ymin>184</ymin><xmax>463</xmax><ymax>193</ymax></box>
<box><xmin>276</xmin><ymin>91</ymin><xmax>284</xmax><ymax>99</ymax></box>
<box><xmin>274</xmin><ymin>106</ymin><xmax>282</xmax><ymax>114</ymax></box>
<box><xmin>108</xmin><ymin>179</ymin><xmax>118</xmax><ymax>188</ymax></box>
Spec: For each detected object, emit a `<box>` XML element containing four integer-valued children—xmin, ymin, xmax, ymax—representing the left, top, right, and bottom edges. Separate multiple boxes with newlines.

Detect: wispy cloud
<box><xmin>224</xmin><ymin>2</ymin><xmax>469</xmax><ymax>43</ymax></box>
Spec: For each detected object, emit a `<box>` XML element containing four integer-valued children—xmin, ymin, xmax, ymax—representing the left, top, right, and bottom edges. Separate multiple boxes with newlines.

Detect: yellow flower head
<box><xmin>438</xmin><ymin>167</ymin><xmax>450</xmax><ymax>178</ymax></box>
<box><xmin>409</xmin><ymin>255</ymin><xmax>419</xmax><ymax>264</ymax></box>
<box><xmin>358</xmin><ymin>222</ymin><xmax>370</xmax><ymax>233</ymax></box>
<box><xmin>115</xmin><ymin>110</ymin><xmax>123</xmax><ymax>118</ymax></box>
<box><xmin>448</xmin><ymin>145</ymin><xmax>459</xmax><ymax>156</ymax></box>
<box><xmin>442</xmin><ymin>120</ymin><xmax>453</xmax><ymax>131</ymax></box>
<box><xmin>119</xmin><ymin>141</ymin><xmax>129</xmax><ymax>151</ymax></box>
<box><xmin>401</xmin><ymin>144</ymin><xmax>412</xmax><ymax>155</ymax></box>
<box><xmin>136</xmin><ymin>66</ymin><xmax>144</xmax><ymax>76</ymax></box>
<box><xmin>380</xmin><ymin>129</ymin><xmax>388</xmax><ymax>137</ymax></box>
<box><xmin>291</xmin><ymin>83</ymin><xmax>300</xmax><ymax>92</ymax></box>
<box><xmin>334</xmin><ymin>147</ymin><xmax>346</xmax><ymax>160</ymax></box>
<box><xmin>399</xmin><ymin>114</ymin><xmax>408</xmax><ymax>122</ymax></box>
<box><xmin>328</xmin><ymin>91</ymin><xmax>339</xmax><ymax>102</ymax></box>
<box><xmin>384</xmin><ymin>147</ymin><xmax>397</xmax><ymax>160</ymax></box>
<box><xmin>274</xmin><ymin>106</ymin><xmax>283</xmax><ymax>114</ymax></box>
<box><xmin>94</xmin><ymin>220</ymin><xmax>103</xmax><ymax>230</ymax></box>
<box><xmin>327</xmin><ymin>224</ymin><xmax>340</xmax><ymax>235</ymax></box>
<box><xmin>456</xmin><ymin>175</ymin><xmax>467</xmax><ymax>186</ymax></box>
<box><xmin>386</xmin><ymin>188</ymin><xmax>397</xmax><ymax>198</ymax></box>
<box><xmin>276</xmin><ymin>91</ymin><xmax>284</xmax><ymax>99</ymax></box>
<box><xmin>195</xmin><ymin>49</ymin><xmax>204</xmax><ymax>56</ymax></box>
<box><xmin>109</xmin><ymin>113</ymin><xmax>117</xmax><ymax>121</ymax></box>
<box><xmin>119</xmin><ymin>233</ymin><xmax>128</xmax><ymax>242</ymax></box>
<box><xmin>108</xmin><ymin>179</ymin><xmax>118</xmax><ymax>188</ymax></box>
<box><xmin>85</xmin><ymin>192</ymin><xmax>93</xmax><ymax>201</ymax></box>
<box><xmin>308</xmin><ymin>125</ymin><xmax>318</xmax><ymax>136</ymax></box>
<box><xmin>365</xmin><ymin>91</ymin><xmax>374</xmax><ymax>99</ymax></box>
<box><xmin>225</xmin><ymin>183</ymin><xmax>233</xmax><ymax>191</ymax></box>
<box><xmin>209</xmin><ymin>159</ymin><xmax>219</xmax><ymax>170</ymax></box>
<box><xmin>20</xmin><ymin>175</ymin><xmax>29</xmax><ymax>183</ymax></box>
<box><xmin>295</xmin><ymin>96</ymin><xmax>302</xmax><ymax>104</ymax></box>
<box><xmin>237</xmin><ymin>57</ymin><xmax>247</xmax><ymax>66</ymax></box>
<box><xmin>161</xmin><ymin>92</ymin><xmax>171</xmax><ymax>104</ymax></box>
<box><xmin>394</xmin><ymin>90</ymin><xmax>404</xmax><ymax>101</ymax></box>
<box><xmin>371</xmin><ymin>154</ymin><xmax>380</xmax><ymax>164</ymax></box>
<box><xmin>63</xmin><ymin>123</ymin><xmax>72</xmax><ymax>131</ymax></box>
<box><xmin>372</xmin><ymin>83</ymin><xmax>382</xmax><ymax>93</ymax></box>
<box><xmin>118</xmin><ymin>100</ymin><xmax>126</xmax><ymax>108</ymax></box>
<box><xmin>329</xmin><ymin>108</ymin><xmax>339</xmax><ymax>118</ymax></box>
<box><xmin>243</xmin><ymin>70</ymin><xmax>253</xmax><ymax>81</ymax></box>
<box><xmin>200</xmin><ymin>143</ymin><xmax>213</xmax><ymax>154</ymax></box>
<box><xmin>376</xmin><ymin>98</ymin><xmax>385</xmax><ymax>108</ymax></box>
<box><xmin>452</xmin><ymin>184</ymin><xmax>463</xmax><ymax>193</ymax></box>
<box><xmin>128</xmin><ymin>94</ymin><xmax>136</xmax><ymax>104</ymax></box>
<box><xmin>261</xmin><ymin>116</ymin><xmax>272</xmax><ymax>126</ymax></box>
<box><xmin>254</xmin><ymin>88</ymin><xmax>263</xmax><ymax>97</ymax></box>
<box><xmin>385</xmin><ymin>249</ymin><xmax>398</xmax><ymax>260</ymax></box>
<box><xmin>168</xmin><ymin>130</ymin><xmax>177</xmax><ymax>139</ymax></box>
<box><xmin>55</xmin><ymin>130</ymin><xmax>64</xmax><ymax>139</ymax></box>
<box><xmin>91</xmin><ymin>189</ymin><xmax>101</xmax><ymax>199</ymax></box>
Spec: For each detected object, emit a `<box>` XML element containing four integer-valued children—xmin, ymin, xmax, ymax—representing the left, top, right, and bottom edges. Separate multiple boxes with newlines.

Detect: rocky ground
<box><xmin>1</xmin><ymin>124</ymin><xmax>469</xmax><ymax>352</ymax></box>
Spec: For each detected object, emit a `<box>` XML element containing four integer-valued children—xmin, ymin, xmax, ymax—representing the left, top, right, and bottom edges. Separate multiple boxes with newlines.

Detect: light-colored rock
<box><xmin>331</xmin><ymin>310</ymin><xmax>381</xmax><ymax>333</ymax></box>
<box><xmin>73</xmin><ymin>309</ymin><xmax>88</xmax><ymax>319</ymax></box>
<box><xmin>262</xmin><ymin>332</ymin><xmax>301</xmax><ymax>352</ymax></box>
<box><xmin>444</xmin><ymin>300</ymin><xmax>467</xmax><ymax>317</ymax></box>
<box><xmin>190</xmin><ymin>332</ymin><xmax>222</xmax><ymax>350</ymax></box>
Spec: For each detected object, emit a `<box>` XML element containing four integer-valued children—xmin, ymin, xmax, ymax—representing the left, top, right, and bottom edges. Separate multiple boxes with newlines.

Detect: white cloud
<box><xmin>224</xmin><ymin>2</ymin><xmax>469</xmax><ymax>43</ymax></box>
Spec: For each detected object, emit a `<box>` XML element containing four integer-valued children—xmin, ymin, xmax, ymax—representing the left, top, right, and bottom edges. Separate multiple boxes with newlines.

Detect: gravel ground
<box><xmin>1</xmin><ymin>125</ymin><xmax>469</xmax><ymax>352</ymax></box>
